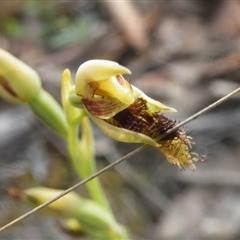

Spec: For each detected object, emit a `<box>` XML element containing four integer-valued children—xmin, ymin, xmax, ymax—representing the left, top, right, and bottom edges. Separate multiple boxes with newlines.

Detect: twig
<box><xmin>160</xmin><ymin>87</ymin><xmax>240</xmax><ymax>138</ymax></box>
<box><xmin>0</xmin><ymin>87</ymin><xmax>240</xmax><ymax>233</ymax></box>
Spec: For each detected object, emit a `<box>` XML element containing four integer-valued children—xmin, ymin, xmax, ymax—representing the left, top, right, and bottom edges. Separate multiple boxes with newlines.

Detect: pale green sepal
<box><xmin>29</xmin><ymin>89</ymin><xmax>68</xmax><ymax>138</ymax></box>
<box><xmin>61</xmin><ymin>69</ymin><xmax>84</xmax><ymax>124</ymax></box>
<box><xmin>132</xmin><ymin>85</ymin><xmax>177</xmax><ymax>113</ymax></box>
<box><xmin>87</xmin><ymin>109</ymin><xmax>160</xmax><ymax>147</ymax></box>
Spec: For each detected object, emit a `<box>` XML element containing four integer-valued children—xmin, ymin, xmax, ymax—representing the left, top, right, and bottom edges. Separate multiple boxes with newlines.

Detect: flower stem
<box><xmin>29</xmin><ymin>89</ymin><xmax>68</xmax><ymax>138</ymax></box>
<box><xmin>67</xmin><ymin>116</ymin><xmax>113</xmax><ymax>215</ymax></box>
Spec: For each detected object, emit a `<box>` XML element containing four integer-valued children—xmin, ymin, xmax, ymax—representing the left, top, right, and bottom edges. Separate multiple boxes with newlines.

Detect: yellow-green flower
<box><xmin>74</xmin><ymin>60</ymin><xmax>203</xmax><ymax>170</ymax></box>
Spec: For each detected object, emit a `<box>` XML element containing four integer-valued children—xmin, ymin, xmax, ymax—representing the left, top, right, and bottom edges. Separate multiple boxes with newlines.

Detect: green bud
<box><xmin>23</xmin><ymin>187</ymin><xmax>129</xmax><ymax>239</ymax></box>
<box><xmin>24</xmin><ymin>187</ymin><xmax>82</xmax><ymax>216</ymax></box>
<box><xmin>0</xmin><ymin>48</ymin><xmax>41</xmax><ymax>103</ymax></box>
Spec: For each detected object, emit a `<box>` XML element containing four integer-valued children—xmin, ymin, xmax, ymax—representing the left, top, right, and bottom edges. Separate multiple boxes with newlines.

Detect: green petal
<box><xmin>132</xmin><ymin>85</ymin><xmax>177</xmax><ymax>113</ymax></box>
<box><xmin>61</xmin><ymin>69</ymin><xmax>83</xmax><ymax>124</ymax></box>
<box><xmin>87</xmin><ymin>109</ymin><xmax>160</xmax><ymax>147</ymax></box>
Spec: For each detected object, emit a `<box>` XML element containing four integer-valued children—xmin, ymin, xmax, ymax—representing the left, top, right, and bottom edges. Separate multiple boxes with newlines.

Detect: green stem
<box><xmin>67</xmin><ymin>117</ymin><xmax>113</xmax><ymax>215</ymax></box>
<box><xmin>29</xmin><ymin>89</ymin><xmax>68</xmax><ymax>139</ymax></box>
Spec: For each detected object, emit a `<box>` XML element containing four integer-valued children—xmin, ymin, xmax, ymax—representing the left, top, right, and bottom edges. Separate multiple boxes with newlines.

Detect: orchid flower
<box><xmin>74</xmin><ymin>60</ymin><xmax>203</xmax><ymax>171</ymax></box>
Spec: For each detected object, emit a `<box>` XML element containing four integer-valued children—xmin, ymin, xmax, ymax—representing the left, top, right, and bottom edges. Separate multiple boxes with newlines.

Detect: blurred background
<box><xmin>1</xmin><ymin>1</ymin><xmax>240</xmax><ymax>239</ymax></box>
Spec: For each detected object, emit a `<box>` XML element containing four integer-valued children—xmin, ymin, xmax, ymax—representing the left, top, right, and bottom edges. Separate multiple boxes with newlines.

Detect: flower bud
<box><xmin>0</xmin><ymin>48</ymin><xmax>41</xmax><ymax>103</ymax></box>
<box><xmin>23</xmin><ymin>187</ymin><xmax>129</xmax><ymax>239</ymax></box>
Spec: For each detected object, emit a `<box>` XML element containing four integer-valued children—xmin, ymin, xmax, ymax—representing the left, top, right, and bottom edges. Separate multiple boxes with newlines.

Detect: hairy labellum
<box><xmin>105</xmin><ymin>98</ymin><xmax>202</xmax><ymax>170</ymax></box>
